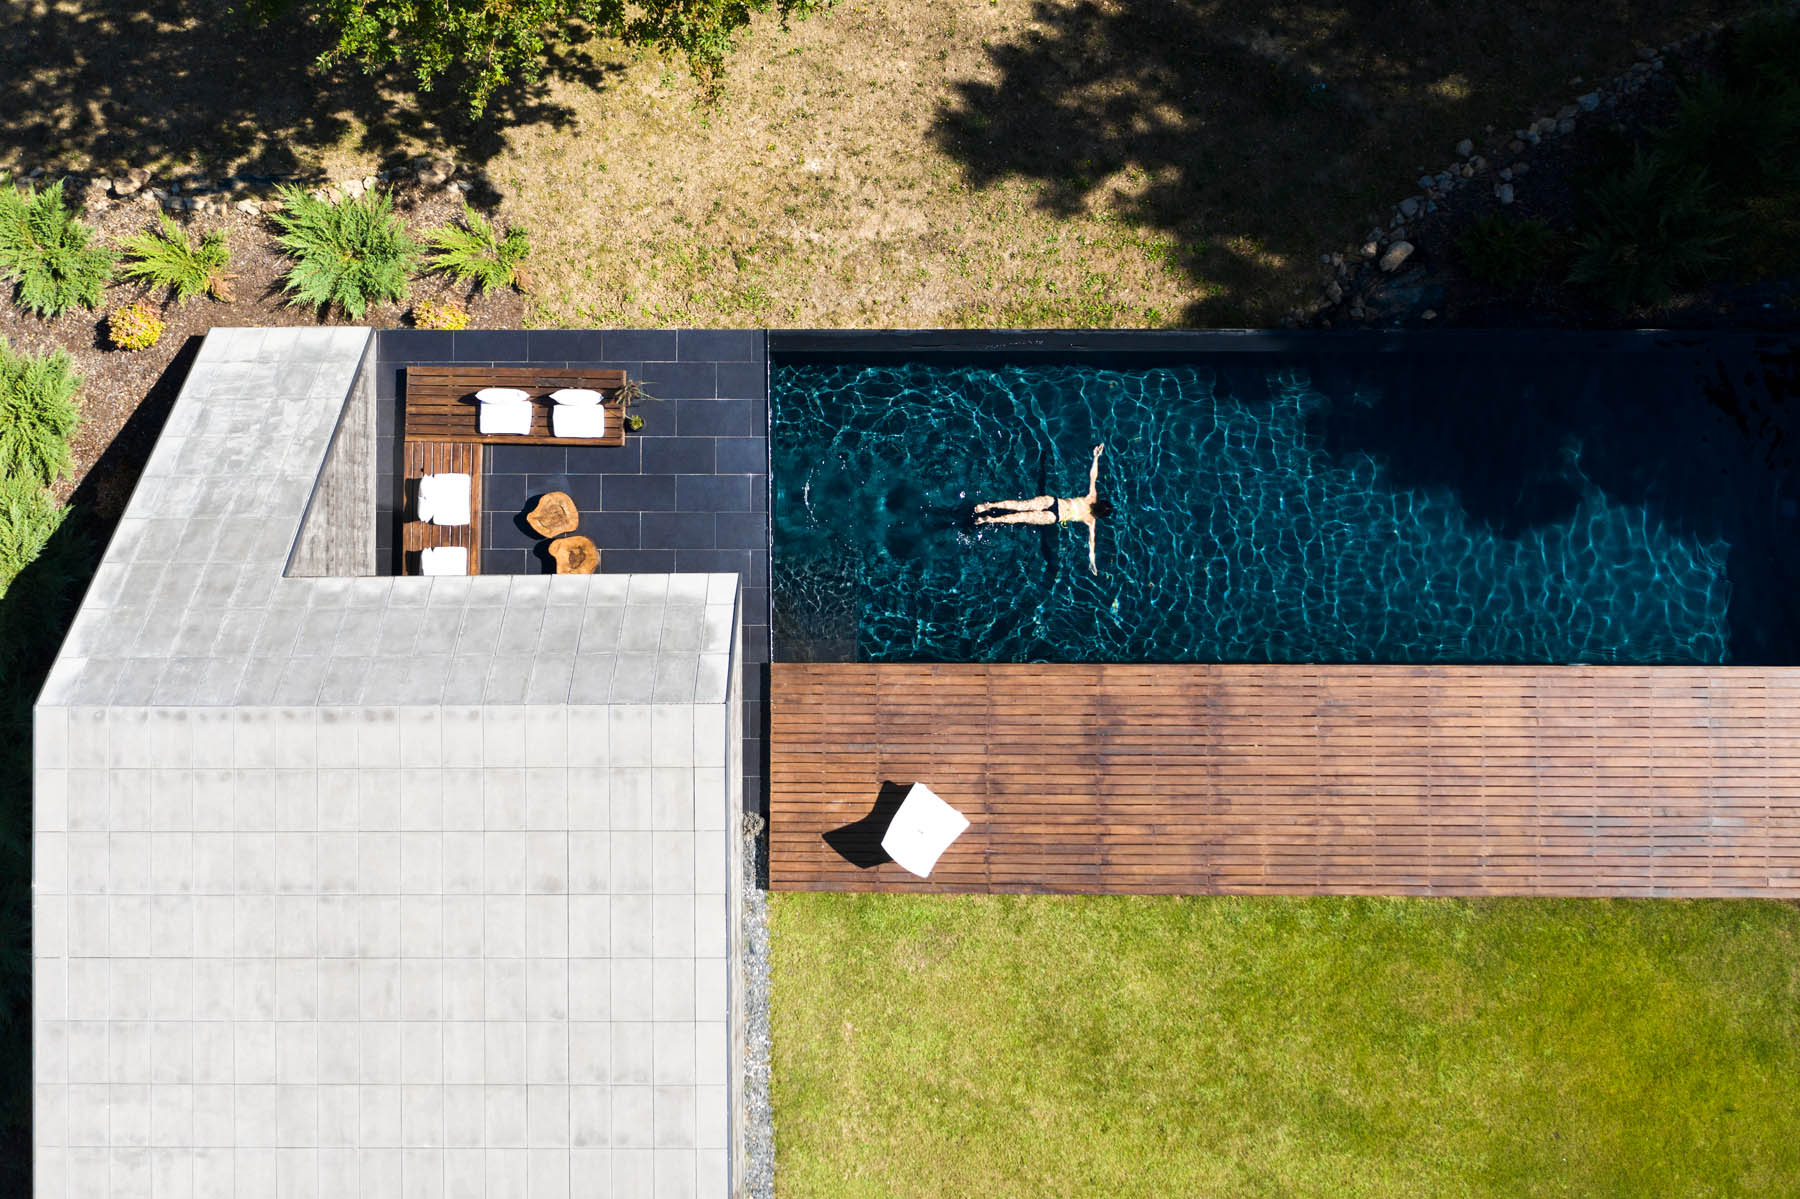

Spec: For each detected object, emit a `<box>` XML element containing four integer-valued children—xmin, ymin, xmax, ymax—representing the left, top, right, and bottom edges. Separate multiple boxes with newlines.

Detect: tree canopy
<box><xmin>272</xmin><ymin>0</ymin><xmax>831</xmax><ymax>116</ymax></box>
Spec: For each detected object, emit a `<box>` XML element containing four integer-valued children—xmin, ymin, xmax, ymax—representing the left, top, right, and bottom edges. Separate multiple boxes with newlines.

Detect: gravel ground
<box><xmin>742</xmin><ymin>814</ymin><xmax>775</xmax><ymax>1199</ymax></box>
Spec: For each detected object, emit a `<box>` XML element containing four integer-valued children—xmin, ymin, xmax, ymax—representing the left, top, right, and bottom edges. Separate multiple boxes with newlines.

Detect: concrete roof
<box><xmin>34</xmin><ymin>328</ymin><xmax>746</xmax><ymax>1199</ymax></box>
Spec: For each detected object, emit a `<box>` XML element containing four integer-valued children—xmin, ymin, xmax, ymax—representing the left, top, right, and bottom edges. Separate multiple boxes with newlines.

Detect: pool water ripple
<box><xmin>773</xmin><ymin>360</ymin><xmax>1737</xmax><ymax>665</ymax></box>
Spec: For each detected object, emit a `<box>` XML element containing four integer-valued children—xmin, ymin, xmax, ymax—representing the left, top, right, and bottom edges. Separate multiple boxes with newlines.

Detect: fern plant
<box><xmin>1455</xmin><ymin>215</ymin><xmax>1560</xmax><ymax>288</ymax></box>
<box><xmin>121</xmin><ymin>213</ymin><xmax>234</xmax><ymax>303</ymax></box>
<box><xmin>270</xmin><ymin>185</ymin><xmax>421</xmax><ymax>318</ymax></box>
<box><xmin>0</xmin><ymin>472</ymin><xmax>67</xmax><ymax>600</ymax></box>
<box><xmin>1568</xmin><ymin>150</ymin><xmax>1734</xmax><ymax>311</ymax></box>
<box><xmin>0</xmin><ymin>339</ymin><xmax>81</xmax><ymax>485</ymax></box>
<box><xmin>426</xmin><ymin>204</ymin><xmax>530</xmax><ymax>292</ymax></box>
<box><xmin>0</xmin><ymin>180</ymin><xmax>115</xmax><ymax>318</ymax></box>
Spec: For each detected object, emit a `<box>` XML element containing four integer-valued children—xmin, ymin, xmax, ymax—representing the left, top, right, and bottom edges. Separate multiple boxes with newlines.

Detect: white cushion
<box><xmin>879</xmin><ymin>783</ymin><xmax>970</xmax><ymax>878</ymax></box>
<box><xmin>550</xmin><ymin>387</ymin><xmax>604</xmax><ymax>406</ymax></box>
<box><xmin>476</xmin><ymin>387</ymin><xmax>530</xmax><ymax>404</ymax></box>
<box><xmin>418</xmin><ymin>546</ymin><xmax>468</xmax><ymax>576</ymax></box>
<box><xmin>552</xmin><ymin>404</ymin><xmax>609</xmax><ymax>439</ymax></box>
<box><xmin>417</xmin><ymin>472</ymin><xmax>472</xmax><ymax>526</ymax></box>
<box><xmin>478</xmin><ymin>398</ymin><xmax>533</xmax><ymax>436</ymax></box>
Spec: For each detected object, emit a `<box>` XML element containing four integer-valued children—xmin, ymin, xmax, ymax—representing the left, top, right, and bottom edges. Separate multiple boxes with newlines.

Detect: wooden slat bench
<box><xmin>401</xmin><ymin>440</ymin><xmax>482</xmax><ymax>575</ymax></box>
<box><xmin>405</xmin><ymin>366</ymin><xmax>628</xmax><ymax>446</ymax></box>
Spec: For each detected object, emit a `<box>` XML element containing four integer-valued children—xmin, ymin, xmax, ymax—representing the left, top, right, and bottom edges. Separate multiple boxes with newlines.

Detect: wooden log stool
<box><xmin>549</xmin><ymin>535</ymin><xmax>599</xmax><ymax>574</ymax></box>
<box><xmin>526</xmin><ymin>491</ymin><xmax>581</xmax><ymax>537</ymax></box>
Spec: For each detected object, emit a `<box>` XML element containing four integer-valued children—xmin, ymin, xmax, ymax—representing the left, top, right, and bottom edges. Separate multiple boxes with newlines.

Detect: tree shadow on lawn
<box><xmin>930</xmin><ymin>0</ymin><xmax>1745</xmax><ymax>326</ymax></box>
<box><xmin>0</xmin><ymin>0</ymin><xmax>620</xmax><ymax>188</ymax></box>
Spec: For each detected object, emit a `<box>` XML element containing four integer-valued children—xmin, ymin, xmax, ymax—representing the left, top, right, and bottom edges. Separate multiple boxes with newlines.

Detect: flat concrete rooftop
<box><xmin>34</xmin><ymin>328</ymin><xmax>746</xmax><ymax>1199</ymax></box>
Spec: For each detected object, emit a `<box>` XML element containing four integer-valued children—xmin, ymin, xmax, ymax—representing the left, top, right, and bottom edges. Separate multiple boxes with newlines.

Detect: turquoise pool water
<box><xmin>771</xmin><ymin>350</ymin><xmax>1797</xmax><ymax>664</ymax></box>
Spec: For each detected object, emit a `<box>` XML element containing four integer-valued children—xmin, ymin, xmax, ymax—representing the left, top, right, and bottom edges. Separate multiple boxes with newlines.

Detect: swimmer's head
<box><xmin>1092</xmin><ymin>498</ymin><xmax>1114</xmax><ymax>520</ymax></box>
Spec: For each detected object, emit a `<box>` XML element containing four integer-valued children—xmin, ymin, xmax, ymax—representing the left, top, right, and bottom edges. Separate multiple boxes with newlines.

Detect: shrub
<box><xmin>120</xmin><ymin>213</ymin><xmax>234</xmax><ymax>304</ymax></box>
<box><xmin>410</xmin><ymin>298</ymin><xmax>470</xmax><ymax>330</ymax></box>
<box><xmin>269</xmin><ymin>185</ymin><xmax>420</xmax><ymax>318</ymax></box>
<box><xmin>426</xmin><ymin>204</ymin><xmax>531</xmax><ymax>292</ymax></box>
<box><xmin>1567</xmin><ymin>149</ymin><xmax>1734</xmax><ymax>311</ymax></box>
<box><xmin>1724</xmin><ymin>11</ymin><xmax>1800</xmax><ymax>92</ymax></box>
<box><xmin>0</xmin><ymin>180</ymin><xmax>115</xmax><ymax>318</ymax></box>
<box><xmin>1455</xmin><ymin>214</ymin><xmax>1560</xmax><ymax>288</ymax></box>
<box><xmin>107</xmin><ymin>300</ymin><xmax>165</xmax><ymax>351</ymax></box>
<box><xmin>0</xmin><ymin>472</ymin><xmax>67</xmax><ymax>600</ymax></box>
<box><xmin>0</xmin><ymin>339</ymin><xmax>80</xmax><ymax>485</ymax></box>
<box><xmin>1657</xmin><ymin>75</ymin><xmax>1800</xmax><ymax>194</ymax></box>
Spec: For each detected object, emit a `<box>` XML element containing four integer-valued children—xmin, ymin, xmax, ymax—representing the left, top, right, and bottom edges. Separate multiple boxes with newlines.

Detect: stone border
<box><xmin>7</xmin><ymin>155</ymin><xmax>468</xmax><ymax>218</ymax></box>
<box><xmin>1293</xmin><ymin>8</ymin><xmax>1795</xmax><ymax>326</ymax></box>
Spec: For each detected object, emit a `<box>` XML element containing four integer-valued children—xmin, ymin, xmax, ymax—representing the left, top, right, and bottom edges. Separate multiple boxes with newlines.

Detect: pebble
<box><xmin>1359</xmin><ymin>241</ymin><xmax>1380</xmax><ymax>259</ymax></box>
<box><xmin>1557</xmin><ymin>119</ymin><xmax>1575</xmax><ymax>135</ymax></box>
<box><xmin>1325</xmin><ymin>279</ymin><xmax>1344</xmax><ymax>309</ymax></box>
<box><xmin>1556</xmin><ymin>104</ymin><xmax>1578</xmax><ymax>121</ymax></box>
<box><xmin>1417</xmin><ymin>175</ymin><xmax>1435</xmax><ymax>190</ymax></box>
<box><xmin>1511</xmin><ymin>162</ymin><xmax>1530</xmax><ymax>177</ymax></box>
<box><xmin>1509</xmin><ymin>139</ymin><xmax>1526</xmax><ymax>154</ymax></box>
<box><xmin>1578</xmin><ymin>91</ymin><xmax>1602</xmax><ymax>112</ymax></box>
<box><xmin>1498</xmin><ymin>167</ymin><xmax>1513</xmax><ymax>182</ymax></box>
<box><xmin>1399</xmin><ymin>196</ymin><xmax>1421</xmax><ymax>219</ymax></box>
<box><xmin>1495</xmin><ymin>182</ymin><xmax>1515</xmax><ymax>205</ymax></box>
<box><xmin>1421</xmin><ymin>309</ymin><xmax>1438</xmax><ymax>321</ymax></box>
<box><xmin>1379</xmin><ymin>241</ymin><xmax>1414</xmax><ymax>273</ymax></box>
<box><xmin>1456</xmin><ymin>138</ymin><xmax>1474</xmax><ymax>158</ymax></box>
<box><xmin>236</xmin><ymin>199</ymin><xmax>261</xmax><ymax>215</ymax></box>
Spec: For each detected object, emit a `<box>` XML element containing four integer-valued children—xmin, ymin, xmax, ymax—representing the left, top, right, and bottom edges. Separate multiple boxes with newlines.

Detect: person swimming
<box><xmin>973</xmin><ymin>443</ymin><xmax>1109</xmax><ymax>574</ymax></box>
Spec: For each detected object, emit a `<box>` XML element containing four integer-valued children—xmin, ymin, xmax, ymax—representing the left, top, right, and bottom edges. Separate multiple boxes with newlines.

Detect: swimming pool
<box><xmin>770</xmin><ymin>333</ymin><xmax>1800</xmax><ymax>665</ymax></box>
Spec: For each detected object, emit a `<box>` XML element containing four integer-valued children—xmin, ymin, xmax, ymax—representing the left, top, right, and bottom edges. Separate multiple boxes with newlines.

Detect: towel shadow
<box><xmin>822</xmin><ymin>780</ymin><xmax>910</xmax><ymax>869</ymax></box>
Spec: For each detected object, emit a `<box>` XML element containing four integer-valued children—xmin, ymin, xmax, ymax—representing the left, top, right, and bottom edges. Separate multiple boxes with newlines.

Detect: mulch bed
<box><xmin>0</xmin><ymin>181</ymin><xmax>525</xmax><ymax>517</ymax></box>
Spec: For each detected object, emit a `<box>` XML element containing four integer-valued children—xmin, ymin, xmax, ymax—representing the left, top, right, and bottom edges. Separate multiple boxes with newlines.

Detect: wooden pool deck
<box><xmin>769</xmin><ymin>663</ymin><xmax>1800</xmax><ymax>896</ymax></box>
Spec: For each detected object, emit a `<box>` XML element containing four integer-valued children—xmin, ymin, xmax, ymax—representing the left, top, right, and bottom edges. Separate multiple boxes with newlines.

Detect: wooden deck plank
<box><xmin>769</xmin><ymin>662</ymin><xmax>1800</xmax><ymax>897</ymax></box>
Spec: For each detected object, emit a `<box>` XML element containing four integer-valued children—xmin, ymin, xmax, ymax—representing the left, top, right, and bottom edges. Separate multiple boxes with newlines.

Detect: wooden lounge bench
<box><xmin>401</xmin><ymin>440</ymin><xmax>482</xmax><ymax>575</ymax></box>
<box><xmin>405</xmin><ymin>366</ymin><xmax>628</xmax><ymax>446</ymax></box>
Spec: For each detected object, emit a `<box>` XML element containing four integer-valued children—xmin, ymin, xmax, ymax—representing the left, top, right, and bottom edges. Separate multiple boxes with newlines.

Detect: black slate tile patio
<box><xmin>374</xmin><ymin>328</ymin><xmax>773</xmax><ymax>815</ymax></box>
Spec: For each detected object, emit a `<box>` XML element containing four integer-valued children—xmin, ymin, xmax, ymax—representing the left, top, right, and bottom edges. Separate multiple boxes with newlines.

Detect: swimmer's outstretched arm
<box><xmin>973</xmin><ymin>495</ymin><xmax>1054</xmax><ymax>513</ymax></box>
<box><xmin>1088</xmin><ymin>444</ymin><xmax>1104</xmax><ymax>501</ymax></box>
<box><xmin>1086</xmin><ymin>519</ymin><xmax>1098</xmax><ymax>574</ymax></box>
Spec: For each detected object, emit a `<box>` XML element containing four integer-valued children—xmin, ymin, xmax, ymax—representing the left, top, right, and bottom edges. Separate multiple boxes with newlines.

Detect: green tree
<box><xmin>271</xmin><ymin>0</ymin><xmax>832</xmax><ymax>117</ymax></box>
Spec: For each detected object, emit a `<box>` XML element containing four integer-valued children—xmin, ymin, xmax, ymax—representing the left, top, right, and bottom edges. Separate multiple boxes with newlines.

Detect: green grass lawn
<box><xmin>770</xmin><ymin>894</ymin><xmax>1800</xmax><ymax>1198</ymax></box>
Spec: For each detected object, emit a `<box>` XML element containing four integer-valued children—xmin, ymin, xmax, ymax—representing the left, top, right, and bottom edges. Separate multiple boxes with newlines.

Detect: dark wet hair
<box><xmin>1092</xmin><ymin>497</ymin><xmax>1114</xmax><ymax>520</ymax></box>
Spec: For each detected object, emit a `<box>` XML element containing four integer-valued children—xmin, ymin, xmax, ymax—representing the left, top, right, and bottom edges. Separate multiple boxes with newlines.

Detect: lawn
<box><xmin>2</xmin><ymin>0</ymin><xmax>1770</xmax><ymax>328</ymax></box>
<box><xmin>770</xmin><ymin>893</ymin><xmax>1800</xmax><ymax>1197</ymax></box>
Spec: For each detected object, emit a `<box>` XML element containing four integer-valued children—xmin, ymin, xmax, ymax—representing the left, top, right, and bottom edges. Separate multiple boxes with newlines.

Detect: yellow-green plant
<box><xmin>107</xmin><ymin>300</ymin><xmax>165</xmax><ymax>351</ymax></box>
<box><xmin>410</xmin><ymin>298</ymin><xmax>470</xmax><ymax>330</ymax></box>
<box><xmin>270</xmin><ymin>185</ymin><xmax>420</xmax><ymax>318</ymax></box>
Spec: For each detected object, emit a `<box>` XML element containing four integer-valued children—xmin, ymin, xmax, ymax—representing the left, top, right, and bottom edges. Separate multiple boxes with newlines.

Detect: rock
<box><xmin>135</xmin><ymin>192</ymin><xmax>159</xmax><ymax>210</ymax></box>
<box><xmin>362</xmin><ymin>175</ymin><xmax>376</xmax><ymax>190</ymax></box>
<box><xmin>1359</xmin><ymin>240</ymin><xmax>1380</xmax><ymax>259</ymax></box>
<box><xmin>1631</xmin><ymin>61</ymin><xmax>1652</xmax><ymax>74</ymax></box>
<box><xmin>1525</xmin><ymin>131</ymin><xmax>1541</xmax><ymax>146</ymax></box>
<box><xmin>1557</xmin><ymin>119</ymin><xmax>1575</xmax><ymax>135</ymax></box>
<box><xmin>1390</xmin><ymin>224</ymin><xmax>1407</xmax><ymax>242</ymax></box>
<box><xmin>1578</xmin><ymin>91</ymin><xmax>1602</xmax><ymax>112</ymax></box>
<box><xmin>341</xmin><ymin>178</ymin><xmax>365</xmax><ymax>198</ymax></box>
<box><xmin>1399</xmin><ymin>196</ymin><xmax>1421</xmax><ymax>219</ymax></box>
<box><xmin>1509</xmin><ymin>139</ymin><xmax>1526</xmax><ymax>154</ymax></box>
<box><xmin>1460</xmin><ymin>163</ymin><xmax>1475</xmax><ymax>179</ymax></box>
<box><xmin>1379</xmin><ymin>241</ymin><xmax>1414</xmax><ymax>273</ymax></box>
<box><xmin>1421</xmin><ymin>309</ymin><xmax>1438</xmax><ymax>321</ymax></box>
<box><xmin>1495</xmin><ymin>182</ymin><xmax>1515</xmax><ymax>205</ymax></box>
<box><xmin>1511</xmin><ymin>162</ymin><xmax>1530</xmax><ymax>177</ymax></box>
<box><xmin>451</xmin><ymin>180</ymin><xmax>472</xmax><ymax>192</ymax></box>
<box><xmin>417</xmin><ymin>158</ymin><xmax>455</xmax><ymax>188</ymax></box>
<box><xmin>111</xmin><ymin>168</ymin><xmax>150</xmax><ymax>197</ymax></box>
<box><xmin>1498</xmin><ymin>167</ymin><xmax>1513</xmax><ymax>182</ymax></box>
<box><xmin>1325</xmin><ymin>280</ymin><xmax>1344</xmax><ymax>304</ymax></box>
<box><xmin>1556</xmin><ymin>105</ymin><xmax>1578</xmax><ymax>121</ymax></box>
<box><xmin>1330</xmin><ymin>252</ymin><xmax>1344</xmax><ymax>267</ymax></box>
<box><xmin>236</xmin><ymin>199</ymin><xmax>261</xmax><ymax>215</ymax></box>
<box><xmin>1636</xmin><ymin>45</ymin><xmax>1657</xmax><ymax>60</ymax></box>
<box><xmin>1456</xmin><ymin>138</ymin><xmax>1474</xmax><ymax>158</ymax></box>
<box><xmin>1469</xmin><ymin>155</ymin><xmax>1487</xmax><ymax>172</ymax></box>
<box><xmin>1417</xmin><ymin>175</ymin><xmax>1435</xmax><ymax>190</ymax></box>
<box><xmin>1320</xmin><ymin>253</ymin><xmax>1333</xmax><ymax>265</ymax></box>
<box><xmin>26</xmin><ymin>166</ymin><xmax>45</xmax><ymax>179</ymax></box>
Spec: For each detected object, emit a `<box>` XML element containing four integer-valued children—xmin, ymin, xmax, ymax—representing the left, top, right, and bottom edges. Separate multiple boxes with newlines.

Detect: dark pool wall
<box><xmin>769</xmin><ymin>330</ymin><xmax>1800</xmax><ymax>667</ymax></box>
<box><xmin>372</xmin><ymin>329</ymin><xmax>771</xmax><ymax>812</ymax></box>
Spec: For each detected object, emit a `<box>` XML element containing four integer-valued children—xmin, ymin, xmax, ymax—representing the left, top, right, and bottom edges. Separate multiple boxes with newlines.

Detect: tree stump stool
<box><xmin>549</xmin><ymin>535</ymin><xmax>599</xmax><ymax>574</ymax></box>
<box><xmin>526</xmin><ymin>491</ymin><xmax>580</xmax><ymax>537</ymax></box>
